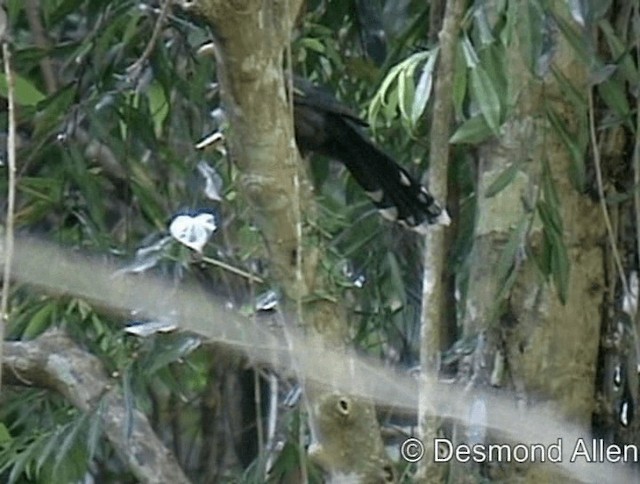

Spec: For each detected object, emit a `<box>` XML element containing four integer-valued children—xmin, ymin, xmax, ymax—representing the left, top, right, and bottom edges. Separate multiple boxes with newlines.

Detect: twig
<box><xmin>264</xmin><ymin>372</ymin><xmax>279</xmax><ymax>472</ymax></box>
<box><xmin>0</xmin><ymin>33</ymin><xmax>17</xmax><ymax>391</ymax></box>
<box><xmin>253</xmin><ymin>368</ymin><xmax>265</xmax><ymax>462</ymax></box>
<box><xmin>200</xmin><ymin>255</ymin><xmax>264</xmax><ymax>283</ymax></box>
<box><xmin>283</xmin><ymin>0</ymin><xmax>305</xmax><ymax>329</ymax></box>
<box><xmin>24</xmin><ymin>0</ymin><xmax>57</xmax><ymax>93</ymax></box>
<box><xmin>127</xmin><ymin>0</ymin><xmax>172</xmax><ymax>82</ymax></box>
<box><xmin>587</xmin><ymin>89</ymin><xmax>629</xmax><ymax>297</ymax></box>
<box><xmin>418</xmin><ymin>0</ymin><xmax>466</xmax><ymax>481</ymax></box>
<box><xmin>283</xmin><ymin>0</ymin><xmax>309</xmax><ymax>479</ymax></box>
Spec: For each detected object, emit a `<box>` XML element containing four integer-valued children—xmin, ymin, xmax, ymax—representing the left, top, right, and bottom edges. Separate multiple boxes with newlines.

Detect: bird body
<box><xmin>194</xmin><ymin>70</ymin><xmax>449</xmax><ymax>232</ymax></box>
<box><xmin>292</xmin><ymin>77</ymin><xmax>449</xmax><ymax>233</ymax></box>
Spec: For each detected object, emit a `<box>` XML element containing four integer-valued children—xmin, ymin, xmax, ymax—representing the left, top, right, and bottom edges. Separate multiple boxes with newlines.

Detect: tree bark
<box><xmin>181</xmin><ymin>1</ymin><xmax>394</xmax><ymax>481</ymax></box>
<box><xmin>456</xmin><ymin>3</ymin><xmax>604</xmax><ymax>482</ymax></box>
<box><xmin>418</xmin><ymin>0</ymin><xmax>466</xmax><ymax>482</ymax></box>
<box><xmin>3</xmin><ymin>330</ymin><xmax>191</xmax><ymax>484</ymax></box>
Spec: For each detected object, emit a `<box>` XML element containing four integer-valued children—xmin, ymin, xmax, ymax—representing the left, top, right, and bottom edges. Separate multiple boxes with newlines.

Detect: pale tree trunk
<box><xmin>455</xmin><ymin>3</ymin><xmax>604</xmax><ymax>482</ymax></box>
<box><xmin>417</xmin><ymin>0</ymin><xmax>466</xmax><ymax>482</ymax></box>
<box><xmin>181</xmin><ymin>1</ymin><xmax>394</xmax><ymax>482</ymax></box>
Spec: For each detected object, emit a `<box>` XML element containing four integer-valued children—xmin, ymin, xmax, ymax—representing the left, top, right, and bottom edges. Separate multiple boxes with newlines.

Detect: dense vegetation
<box><xmin>1</xmin><ymin>1</ymin><xmax>639</xmax><ymax>483</ymax></box>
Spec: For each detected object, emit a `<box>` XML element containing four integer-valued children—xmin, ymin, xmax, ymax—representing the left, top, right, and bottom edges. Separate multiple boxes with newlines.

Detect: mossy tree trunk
<box><xmin>182</xmin><ymin>1</ymin><xmax>394</xmax><ymax>481</ymax></box>
<box><xmin>454</xmin><ymin>3</ymin><xmax>604</xmax><ymax>482</ymax></box>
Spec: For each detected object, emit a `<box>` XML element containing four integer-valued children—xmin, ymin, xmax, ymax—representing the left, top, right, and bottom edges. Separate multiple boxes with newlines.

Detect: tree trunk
<box><xmin>182</xmin><ymin>1</ymin><xmax>394</xmax><ymax>481</ymax></box>
<box><xmin>455</xmin><ymin>3</ymin><xmax>603</xmax><ymax>482</ymax></box>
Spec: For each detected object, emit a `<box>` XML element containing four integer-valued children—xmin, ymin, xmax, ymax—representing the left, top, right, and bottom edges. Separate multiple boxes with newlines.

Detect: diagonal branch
<box><xmin>3</xmin><ymin>330</ymin><xmax>191</xmax><ymax>484</ymax></box>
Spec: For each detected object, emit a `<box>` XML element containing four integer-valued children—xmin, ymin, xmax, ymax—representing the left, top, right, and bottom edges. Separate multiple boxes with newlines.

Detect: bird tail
<box><xmin>335</xmin><ymin>129</ymin><xmax>450</xmax><ymax>233</ymax></box>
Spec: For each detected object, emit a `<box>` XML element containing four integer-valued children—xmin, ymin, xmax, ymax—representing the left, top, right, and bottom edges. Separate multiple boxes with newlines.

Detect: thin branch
<box><xmin>127</xmin><ymin>0</ymin><xmax>172</xmax><ymax>82</ymax></box>
<box><xmin>0</xmin><ymin>36</ymin><xmax>17</xmax><ymax>391</ymax></box>
<box><xmin>253</xmin><ymin>368</ymin><xmax>265</xmax><ymax>463</ymax></box>
<box><xmin>418</xmin><ymin>0</ymin><xmax>466</xmax><ymax>481</ymax></box>
<box><xmin>24</xmin><ymin>0</ymin><xmax>57</xmax><ymax>93</ymax></box>
<box><xmin>200</xmin><ymin>255</ymin><xmax>264</xmax><ymax>283</ymax></box>
<box><xmin>265</xmin><ymin>372</ymin><xmax>279</xmax><ymax>475</ymax></box>
<box><xmin>283</xmin><ymin>0</ymin><xmax>311</xmax><ymax>476</ymax></box>
<box><xmin>588</xmin><ymin>89</ymin><xmax>629</xmax><ymax>297</ymax></box>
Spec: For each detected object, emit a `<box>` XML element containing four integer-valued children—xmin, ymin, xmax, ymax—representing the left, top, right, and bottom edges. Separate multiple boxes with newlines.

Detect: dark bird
<box><xmin>292</xmin><ymin>77</ymin><xmax>450</xmax><ymax>233</ymax></box>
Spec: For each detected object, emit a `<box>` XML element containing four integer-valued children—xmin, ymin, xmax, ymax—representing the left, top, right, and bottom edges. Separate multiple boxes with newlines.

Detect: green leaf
<box><xmin>453</xmin><ymin>42</ymin><xmax>468</xmax><ymax>119</ymax></box>
<box><xmin>368</xmin><ymin>51</ymin><xmax>430</xmax><ymax>127</ymax></box>
<box><xmin>470</xmin><ymin>64</ymin><xmax>501</xmax><ymax>134</ymax></box>
<box><xmin>36</xmin><ymin>428</ymin><xmax>62</xmax><ymax>475</ymax></box>
<box><xmin>22</xmin><ymin>302</ymin><xmax>56</xmax><ymax>339</ymax></box>
<box><xmin>599</xmin><ymin>19</ymin><xmax>639</xmax><ymax>85</ymax></box>
<box><xmin>0</xmin><ymin>73</ymin><xmax>46</xmax><ymax>106</ymax></box>
<box><xmin>597</xmin><ymin>78</ymin><xmax>631</xmax><ymax>120</ymax></box>
<box><xmin>32</xmin><ymin>83</ymin><xmax>76</xmax><ymax>140</ymax></box>
<box><xmin>342</xmin><ymin>226</ymin><xmax>380</xmax><ymax>257</ymax></box>
<box><xmin>385</xmin><ymin>252</ymin><xmax>406</xmax><ymax>307</ymax></box>
<box><xmin>473</xmin><ymin>3</ymin><xmax>496</xmax><ymax>45</ymax></box>
<box><xmin>7</xmin><ymin>0</ymin><xmax>23</xmax><ymax>23</ymax></box>
<box><xmin>48</xmin><ymin>0</ymin><xmax>87</xmax><ymax>26</ymax></box>
<box><xmin>553</xmin><ymin>10</ymin><xmax>593</xmax><ymax>66</ymax></box>
<box><xmin>382</xmin><ymin>90</ymin><xmax>399</xmax><ymax>122</ymax></box>
<box><xmin>551</xmin><ymin>67</ymin><xmax>587</xmax><ymax>109</ymax></box>
<box><xmin>130</xmin><ymin>174</ymin><xmax>168</xmax><ymax>229</ymax></box>
<box><xmin>488</xmin><ymin>218</ymin><xmax>529</xmax><ymax>322</ymax></box>
<box><xmin>545</xmin><ymin>106</ymin><xmax>585</xmax><ymax>190</ymax></box>
<box><xmin>495</xmin><ymin>218</ymin><xmax>528</xmax><ymax>286</ymax></box>
<box><xmin>267</xmin><ymin>442</ymin><xmax>303</xmax><ymax>481</ymax></box>
<box><xmin>119</xmin><ymin>92</ymin><xmax>158</xmax><ymax>147</ymax></box>
<box><xmin>8</xmin><ymin>436</ymin><xmax>42</xmax><ymax>484</ymax></box>
<box><xmin>411</xmin><ymin>49</ymin><xmax>438</xmax><ymax>125</ymax></box>
<box><xmin>593</xmin><ymin>0</ymin><xmax>613</xmax><ymax>20</ymax></box>
<box><xmin>146</xmin><ymin>82</ymin><xmax>170</xmax><ymax>137</ymax></box>
<box><xmin>485</xmin><ymin>162</ymin><xmax>521</xmax><ymax>198</ymax></box>
<box><xmin>521</xmin><ymin>0</ymin><xmax>552</xmax><ymax>76</ymax></box>
<box><xmin>0</xmin><ymin>423</ymin><xmax>11</xmax><ymax>444</ymax></box>
<box><xmin>299</xmin><ymin>37</ymin><xmax>326</xmax><ymax>54</ymax></box>
<box><xmin>478</xmin><ymin>44</ymin><xmax>506</xmax><ymax>98</ymax></box>
<box><xmin>397</xmin><ymin>66</ymin><xmax>411</xmax><ymax>124</ymax></box>
<box><xmin>537</xmin><ymin>197</ymin><xmax>570</xmax><ymax>303</ymax></box>
<box><xmin>537</xmin><ymin>200</ymin><xmax>563</xmax><ymax>235</ymax></box>
<box><xmin>367</xmin><ymin>94</ymin><xmax>383</xmax><ymax>129</ymax></box>
<box><xmin>461</xmin><ymin>34</ymin><xmax>479</xmax><ymax>68</ymax></box>
<box><xmin>121</xmin><ymin>6</ymin><xmax>146</xmax><ymax>46</ymax></box>
<box><xmin>450</xmin><ymin>115</ymin><xmax>493</xmax><ymax>144</ymax></box>
<box><xmin>541</xmin><ymin>156</ymin><xmax>560</xmax><ymax>209</ymax></box>
<box><xmin>53</xmin><ymin>415</ymin><xmax>87</xmax><ymax>475</ymax></box>
<box><xmin>142</xmin><ymin>334</ymin><xmax>202</xmax><ymax>375</ymax></box>
<box><xmin>64</xmin><ymin>144</ymin><xmax>109</xmax><ymax>237</ymax></box>
<box><xmin>588</xmin><ymin>64</ymin><xmax>616</xmax><ymax>85</ymax></box>
<box><xmin>550</xmin><ymin>231</ymin><xmax>570</xmax><ymax>304</ymax></box>
<box><xmin>18</xmin><ymin>177</ymin><xmax>63</xmax><ymax>202</ymax></box>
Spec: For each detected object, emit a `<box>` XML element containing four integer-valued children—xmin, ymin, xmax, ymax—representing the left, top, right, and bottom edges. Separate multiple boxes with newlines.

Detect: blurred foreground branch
<box><xmin>0</xmin><ymin>237</ymin><xmax>636</xmax><ymax>483</ymax></box>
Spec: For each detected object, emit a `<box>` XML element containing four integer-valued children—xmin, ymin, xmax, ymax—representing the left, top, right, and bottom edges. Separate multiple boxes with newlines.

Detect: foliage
<box><xmin>1</xmin><ymin>0</ymin><xmax>639</xmax><ymax>481</ymax></box>
<box><xmin>0</xmin><ymin>0</ymin><xmax>446</xmax><ymax>481</ymax></box>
